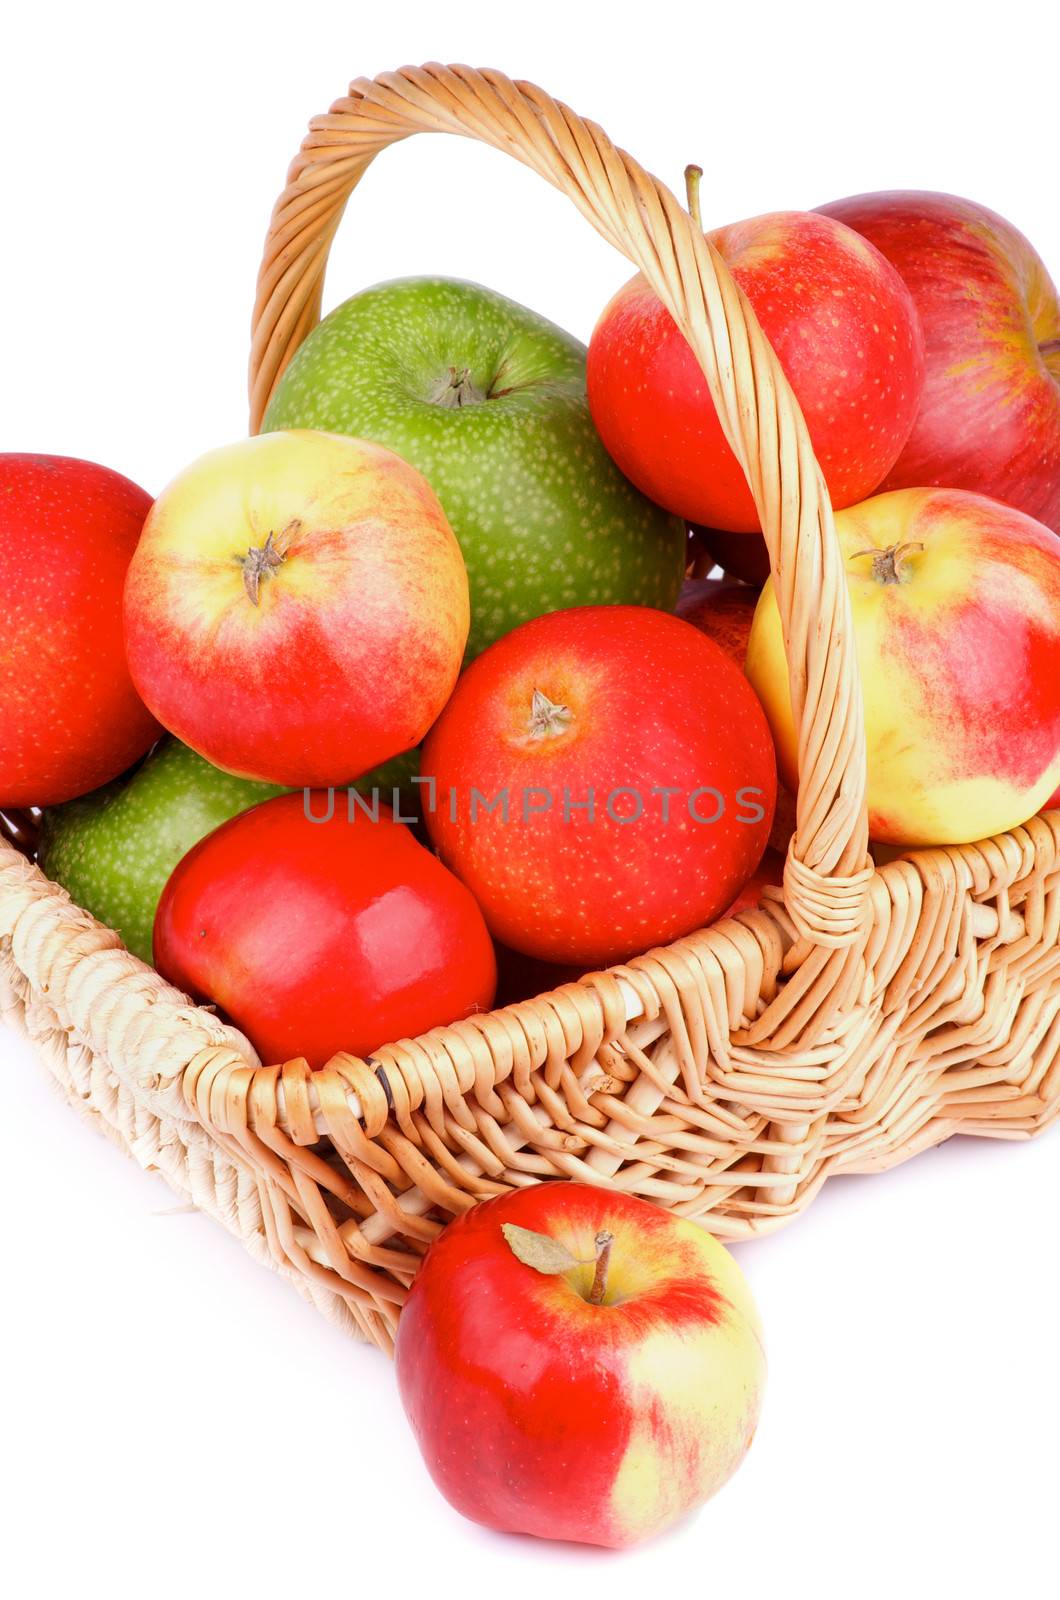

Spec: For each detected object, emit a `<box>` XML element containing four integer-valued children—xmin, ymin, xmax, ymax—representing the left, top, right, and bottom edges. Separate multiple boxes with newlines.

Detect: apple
<box><xmin>422</xmin><ymin>605</ymin><xmax>776</xmax><ymax>966</ymax></box>
<box><xmin>395</xmin><ymin>1182</ymin><xmax>765</xmax><ymax>1549</ymax></box>
<box><xmin>818</xmin><ymin>191</ymin><xmax>1060</xmax><ymax>532</ymax></box>
<box><xmin>154</xmin><ymin>791</ymin><xmax>497</xmax><ymax>1069</ymax></box>
<box><xmin>722</xmin><ymin>846</ymin><xmax>785</xmax><ymax>917</ymax></box>
<box><xmin>261</xmin><ymin>276</ymin><xmax>687</xmax><ymax>659</ymax></box>
<box><xmin>746</xmin><ymin>487</ymin><xmax>1060</xmax><ymax>845</ymax></box>
<box><xmin>0</xmin><ymin>453</ymin><xmax>160</xmax><ymax>807</ymax></box>
<box><xmin>691</xmin><ymin>524</ymin><xmax>771</xmax><ymax>589</ymax></box>
<box><xmin>37</xmin><ymin>739</ymin><xmax>284</xmax><ymax>964</ymax></box>
<box><xmin>676</xmin><ymin>576</ymin><xmax>758</xmax><ymax>666</ymax></box>
<box><xmin>123</xmin><ymin>430</ymin><xmax>469</xmax><ymax>786</ymax></box>
<box><xmin>587</xmin><ymin>209</ymin><xmax>924</xmax><ymax>533</ymax></box>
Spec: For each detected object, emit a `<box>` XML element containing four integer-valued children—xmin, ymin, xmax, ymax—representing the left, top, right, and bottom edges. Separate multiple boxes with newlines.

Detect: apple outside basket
<box><xmin>3</xmin><ymin>64</ymin><xmax>1059</xmax><ymax>1354</ymax></box>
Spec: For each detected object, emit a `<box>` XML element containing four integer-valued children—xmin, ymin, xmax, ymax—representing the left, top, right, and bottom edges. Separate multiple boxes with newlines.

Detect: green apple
<box><xmin>38</xmin><ymin>739</ymin><xmax>285</xmax><ymax>964</ymax></box>
<box><xmin>262</xmin><ymin>277</ymin><xmax>686</xmax><ymax>659</ymax></box>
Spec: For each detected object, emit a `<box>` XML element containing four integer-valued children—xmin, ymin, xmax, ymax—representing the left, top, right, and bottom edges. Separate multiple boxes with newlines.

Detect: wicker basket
<box><xmin>4</xmin><ymin>64</ymin><xmax>1059</xmax><ymax>1354</ymax></box>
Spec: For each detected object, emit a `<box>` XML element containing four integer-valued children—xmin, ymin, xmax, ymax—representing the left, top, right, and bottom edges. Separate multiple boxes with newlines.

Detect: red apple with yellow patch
<box><xmin>588</xmin><ymin>207</ymin><xmax>924</xmax><ymax>533</ymax></box>
<box><xmin>818</xmin><ymin>191</ymin><xmax>1060</xmax><ymax>533</ymax></box>
<box><xmin>746</xmin><ymin>487</ymin><xmax>1060</xmax><ymax>845</ymax></box>
<box><xmin>395</xmin><ymin>1183</ymin><xmax>765</xmax><ymax>1549</ymax></box>
<box><xmin>123</xmin><ymin>430</ymin><xmax>469</xmax><ymax>786</ymax></box>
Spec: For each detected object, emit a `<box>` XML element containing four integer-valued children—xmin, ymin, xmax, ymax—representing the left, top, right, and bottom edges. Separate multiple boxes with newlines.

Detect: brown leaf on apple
<box><xmin>500</xmin><ymin>1223</ymin><xmax>581</xmax><ymax>1276</ymax></box>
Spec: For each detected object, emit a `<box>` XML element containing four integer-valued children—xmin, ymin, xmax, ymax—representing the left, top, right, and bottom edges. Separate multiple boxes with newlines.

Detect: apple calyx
<box><xmin>500</xmin><ymin>1223</ymin><xmax>616</xmax><ymax>1305</ymax></box>
<box><xmin>852</xmin><ymin>540</ymin><xmax>924</xmax><ymax>585</ymax></box>
<box><xmin>428</xmin><ymin>367</ymin><xmax>487</xmax><ymax>408</ymax></box>
<box><xmin>240</xmin><ymin>527</ymin><xmax>291</xmax><ymax>605</ymax></box>
<box><xmin>528</xmin><ymin>688</ymin><xmax>573</xmax><ymax>740</ymax></box>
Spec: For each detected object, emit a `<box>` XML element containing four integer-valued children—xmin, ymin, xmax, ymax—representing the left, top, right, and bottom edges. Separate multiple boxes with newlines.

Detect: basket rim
<box><xmin>5</xmin><ymin>817</ymin><xmax>1056</xmax><ymax>1148</ymax></box>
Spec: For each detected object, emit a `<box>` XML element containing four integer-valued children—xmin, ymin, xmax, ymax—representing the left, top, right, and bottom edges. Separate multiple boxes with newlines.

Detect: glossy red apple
<box><xmin>1</xmin><ymin>454</ymin><xmax>159</xmax><ymax>807</ymax></box>
<box><xmin>153</xmin><ymin>791</ymin><xmax>496</xmax><ymax>1067</ymax></box>
<box><xmin>818</xmin><ymin>191</ymin><xmax>1060</xmax><ymax>533</ymax></box>
<box><xmin>588</xmin><ymin>208</ymin><xmax>924</xmax><ymax>533</ymax></box>
<box><xmin>395</xmin><ymin>1183</ymin><xmax>765</xmax><ymax>1548</ymax></box>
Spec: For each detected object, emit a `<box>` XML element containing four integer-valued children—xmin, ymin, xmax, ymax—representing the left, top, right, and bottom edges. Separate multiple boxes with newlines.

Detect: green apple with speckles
<box><xmin>263</xmin><ymin>277</ymin><xmax>686</xmax><ymax>660</ymax></box>
<box><xmin>38</xmin><ymin>739</ymin><xmax>286</xmax><ymax>964</ymax></box>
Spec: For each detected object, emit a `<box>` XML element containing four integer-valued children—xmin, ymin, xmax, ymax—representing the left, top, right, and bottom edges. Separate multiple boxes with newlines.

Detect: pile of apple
<box><xmin>4</xmin><ymin>183</ymin><xmax>1060</xmax><ymax>1548</ymax></box>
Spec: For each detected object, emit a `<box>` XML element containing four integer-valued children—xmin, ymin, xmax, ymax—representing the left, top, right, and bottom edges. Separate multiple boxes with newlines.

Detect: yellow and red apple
<box><xmin>123</xmin><ymin>430</ymin><xmax>470</xmax><ymax>786</ymax></box>
<box><xmin>395</xmin><ymin>1183</ymin><xmax>765</xmax><ymax>1549</ymax></box>
<box><xmin>747</xmin><ymin>486</ymin><xmax>1060</xmax><ymax>846</ymax></box>
<box><xmin>819</xmin><ymin>191</ymin><xmax>1060</xmax><ymax>534</ymax></box>
<box><xmin>587</xmin><ymin>209</ymin><xmax>925</xmax><ymax>533</ymax></box>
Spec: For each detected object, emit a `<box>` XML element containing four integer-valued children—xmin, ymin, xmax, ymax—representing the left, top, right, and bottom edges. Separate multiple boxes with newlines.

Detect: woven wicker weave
<box><xmin>4</xmin><ymin>64</ymin><xmax>1059</xmax><ymax>1354</ymax></box>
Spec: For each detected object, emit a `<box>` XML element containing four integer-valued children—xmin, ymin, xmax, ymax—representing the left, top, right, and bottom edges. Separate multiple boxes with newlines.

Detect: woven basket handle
<box><xmin>250</xmin><ymin>63</ymin><xmax>873</xmax><ymax>947</ymax></box>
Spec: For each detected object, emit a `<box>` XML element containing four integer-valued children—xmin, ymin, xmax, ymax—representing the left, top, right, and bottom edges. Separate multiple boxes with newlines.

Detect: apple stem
<box><xmin>851</xmin><ymin>540</ymin><xmax>924</xmax><ymax>585</ymax></box>
<box><xmin>1041</xmin><ymin>337</ymin><xmax>1060</xmax><ymax>362</ymax></box>
<box><xmin>427</xmin><ymin>366</ymin><xmax>486</xmax><ymax>408</ymax></box>
<box><xmin>588</xmin><ymin>1231</ymin><xmax>614</xmax><ymax>1305</ymax></box>
<box><xmin>527</xmin><ymin>688</ymin><xmax>573</xmax><ymax>740</ymax></box>
<box><xmin>684</xmin><ymin>164</ymin><xmax>704</xmax><ymax>232</ymax></box>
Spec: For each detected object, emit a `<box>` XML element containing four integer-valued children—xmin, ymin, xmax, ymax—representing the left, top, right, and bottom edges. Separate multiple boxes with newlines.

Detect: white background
<box><xmin>2</xmin><ymin>3</ymin><xmax>1057</xmax><ymax>1595</ymax></box>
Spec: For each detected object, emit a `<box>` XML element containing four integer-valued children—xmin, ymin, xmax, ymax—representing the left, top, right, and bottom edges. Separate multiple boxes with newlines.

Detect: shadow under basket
<box><xmin>5</xmin><ymin>64</ymin><xmax>1059</xmax><ymax>1355</ymax></box>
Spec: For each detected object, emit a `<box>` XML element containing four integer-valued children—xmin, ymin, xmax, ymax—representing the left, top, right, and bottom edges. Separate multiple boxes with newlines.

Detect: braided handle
<box><xmin>249</xmin><ymin>63</ymin><xmax>873</xmax><ymax>946</ymax></box>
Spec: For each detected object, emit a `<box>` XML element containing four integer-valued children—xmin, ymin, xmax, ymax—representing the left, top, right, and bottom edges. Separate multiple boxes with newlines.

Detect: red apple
<box><xmin>153</xmin><ymin>791</ymin><xmax>496</xmax><ymax>1068</ymax></box>
<box><xmin>422</xmin><ymin>606</ymin><xmax>777</xmax><ymax>966</ymax></box>
<box><xmin>676</xmin><ymin>576</ymin><xmax>758</xmax><ymax>667</ymax></box>
<box><xmin>588</xmin><ymin>209</ymin><xmax>924</xmax><ymax>533</ymax></box>
<box><xmin>818</xmin><ymin>191</ymin><xmax>1060</xmax><ymax>533</ymax></box>
<box><xmin>123</xmin><ymin>431</ymin><xmax>469</xmax><ymax>787</ymax></box>
<box><xmin>747</xmin><ymin>486</ymin><xmax>1060</xmax><ymax>845</ymax></box>
<box><xmin>691</xmin><ymin>524</ymin><xmax>772</xmax><ymax>588</ymax></box>
<box><xmin>395</xmin><ymin>1183</ymin><xmax>765</xmax><ymax>1548</ymax></box>
<box><xmin>721</xmin><ymin>847</ymin><xmax>786</xmax><ymax>918</ymax></box>
<box><xmin>0</xmin><ymin>454</ymin><xmax>159</xmax><ymax>807</ymax></box>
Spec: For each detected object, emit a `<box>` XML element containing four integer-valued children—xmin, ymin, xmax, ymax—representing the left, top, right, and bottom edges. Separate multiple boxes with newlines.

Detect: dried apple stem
<box><xmin>684</xmin><ymin>164</ymin><xmax>704</xmax><ymax>232</ymax></box>
<box><xmin>851</xmin><ymin>540</ymin><xmax>924</xmax><ymax>585</ymax></box>
<box><xmin>588</xmin><ymin>1230</ymin><xmax>614</xmax><ymax>1305</ymax></box>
